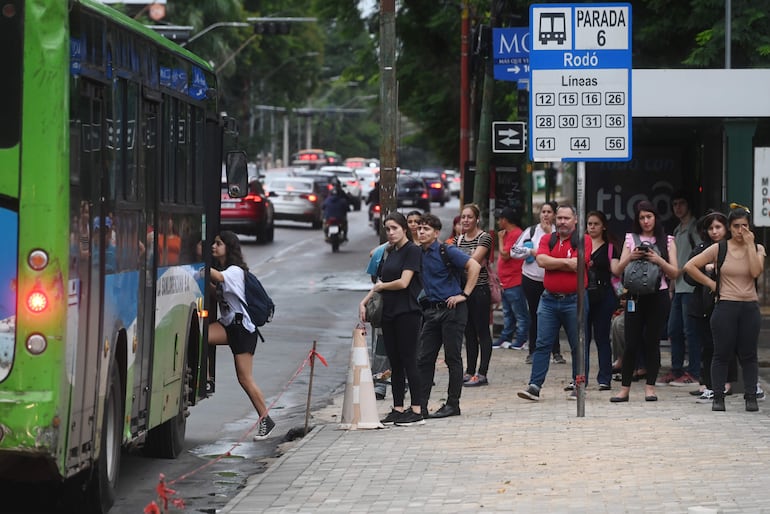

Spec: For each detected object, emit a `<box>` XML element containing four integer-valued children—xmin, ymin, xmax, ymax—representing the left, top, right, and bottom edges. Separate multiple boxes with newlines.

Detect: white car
<box><xmin>320</xmin><ymin>165</ymin><xmax>363</xmax><ymax>210</ymax></box>
<box><xmin>356</xmin><ymin>168</ymin><xmax>379</xmax><ymax>199</ymax></box>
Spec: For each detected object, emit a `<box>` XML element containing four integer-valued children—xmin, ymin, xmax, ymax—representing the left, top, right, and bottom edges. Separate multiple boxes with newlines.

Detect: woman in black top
<box><xmin>360</xmin><ymin>212</ymin><xmax>424</xmax><ymax>425</ymax></box>
<box><xmin>584</xmin><ymin>211</ymin><xmax>621</xmax><ymax>390</ymax></box>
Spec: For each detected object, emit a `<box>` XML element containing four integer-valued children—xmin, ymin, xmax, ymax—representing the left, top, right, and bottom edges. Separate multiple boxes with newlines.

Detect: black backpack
<box><xmin>622</xmin><ymin>234</ymin><xmax>662</xmax><ymax>296</ymax></box>
<box><xmin>239</xmin><ymin>270</ymin><xmax>275</xmax><ymax>341</ymax></box>
<box><xmin>548</xmin><ymin>231</ymin><xmax>580</xmax><ymax>252</ymax></box>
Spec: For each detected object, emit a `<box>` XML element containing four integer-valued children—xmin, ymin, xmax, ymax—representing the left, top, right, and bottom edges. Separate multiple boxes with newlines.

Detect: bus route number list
<box><xmin>533</xmin><ymin>87</ymin><xmax>626</xmax><ymax>154</ymax></box>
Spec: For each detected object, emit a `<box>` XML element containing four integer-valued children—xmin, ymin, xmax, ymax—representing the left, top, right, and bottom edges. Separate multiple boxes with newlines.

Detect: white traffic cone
<box><xmin>339</xmin><ymin>326</ymin><xmax>384</xmax><ymax>430</ymax></box>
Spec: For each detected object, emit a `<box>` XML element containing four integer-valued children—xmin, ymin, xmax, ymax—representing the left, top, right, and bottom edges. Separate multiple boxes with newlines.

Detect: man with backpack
<box><xmin>659</xmin><ymin>191</ymin><xmax>702</xmax><ymax>387</ymax></box>
<box><xmin>416</xmin><ymin>214</ymin><xmax>480</xmax><ymax>418</ymax></box>
<box><xmin>518</xmin><ymin>205</ymin><xmax>591</xmax><ymax>402</ymax></box>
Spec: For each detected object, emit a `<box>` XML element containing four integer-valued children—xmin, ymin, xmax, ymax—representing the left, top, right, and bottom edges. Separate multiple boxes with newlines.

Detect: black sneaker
<box><xmin>394</xmin><ymin>408</ymin><xmax>425</xmax><ymax>426</ymax></box>
<box><xmin>253</xmin><ymin>415</ymin><xmax>276</xmax><ymax>440</ymax></box>
<box><xmin>517</xmin><ymin>384</ymin><xmax>540</xmax><ymax>401</ymax></box>
<box><xmin>380</xmin><ymin>409</ymin><xmax>402</xmax><ymax>425</ymax></box>
<box><xmin>564</xmin><ymin>381</ymin><xmax>575</xmax><ymax>391</ymax></box>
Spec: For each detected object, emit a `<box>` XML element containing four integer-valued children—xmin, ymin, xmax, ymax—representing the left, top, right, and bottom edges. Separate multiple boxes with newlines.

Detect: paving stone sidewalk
<box><xmin>222</xmin><ymin>342</ymin><xmax>770</xmax><ymax>514</ymax></box>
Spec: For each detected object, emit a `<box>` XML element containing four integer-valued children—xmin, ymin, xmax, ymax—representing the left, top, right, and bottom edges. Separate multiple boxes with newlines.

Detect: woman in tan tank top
<box><xmin>684</xmin><ymin>206</ymin><xmax>766</xmax><ymax>412</ymax></box>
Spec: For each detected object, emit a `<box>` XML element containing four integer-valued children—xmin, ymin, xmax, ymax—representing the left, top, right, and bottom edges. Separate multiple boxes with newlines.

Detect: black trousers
<box><xmin>710</xmin><ymin>300</ymin><xmax>759</xmax><ymax>398</ymax></box>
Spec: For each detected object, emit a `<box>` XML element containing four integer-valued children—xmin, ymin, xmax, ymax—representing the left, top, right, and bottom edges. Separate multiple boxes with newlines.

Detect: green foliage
<box><xmin>112</xmin><ymin>0</ymin><xmax>770</xmax><ymax>168</ymax></box>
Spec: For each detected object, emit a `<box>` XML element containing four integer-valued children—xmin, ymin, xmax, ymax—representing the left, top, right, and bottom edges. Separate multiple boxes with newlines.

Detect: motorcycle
<box><xmin>324</xmin><ymin>217</ymin><xmax>345</xmax><ymax>252</ymax></box>
<box><xmin>369</xmin><ymin>204</ymin><xmax>381</xmax><ymax>237</ymax></box>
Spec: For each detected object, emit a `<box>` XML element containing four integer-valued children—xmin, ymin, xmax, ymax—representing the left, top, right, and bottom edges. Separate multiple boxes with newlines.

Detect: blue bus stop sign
<box><xmin>492</xmin><ymin>28</ymin><xmax>530</xmax><ymax>82</ymax></box>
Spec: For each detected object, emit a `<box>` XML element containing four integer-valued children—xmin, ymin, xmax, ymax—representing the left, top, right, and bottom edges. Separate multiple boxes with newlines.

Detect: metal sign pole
<box><xmin>576</xmin><ymin>161</ymin><xmax>586</xmax><ymax>417</ymax></box>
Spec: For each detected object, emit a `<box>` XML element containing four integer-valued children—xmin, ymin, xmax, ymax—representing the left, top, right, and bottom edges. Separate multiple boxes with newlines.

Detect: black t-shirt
<box><xmin>589</xmin><ymin>241</ymin><xmax>620</xmax><ymax>288</ymax></box>
<box><xmin>379</xmin><ymin>241</ymin><xmax>423</xmax><ymax>320</ymax></box>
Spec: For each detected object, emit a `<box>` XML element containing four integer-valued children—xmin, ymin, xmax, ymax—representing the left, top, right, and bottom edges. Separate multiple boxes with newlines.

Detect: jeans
<box><xmin>586</xmin><ymin>286</ymin><xmax>617</xmax><ymax>385</ymax></box>
<box><xmin>529</xmin><ymin>291</ymin><xmax>580</xmax><ymax>388</ymax></box>
<box><xmin>668</xmin><ymin>292</ymin><xmax>700</xmax><ymax>378</ymax></box>
<box><xmin>464</xmin><ymin>284</ymin><xmax>492</xmax><ymax>377</ymax></box>
<box><xmin>710</xmin><ymin>300</ymin><xmax>759</xmax><ymax>398</ymax></box>
<box><xmin>522</xmin><ymin>276</ymin><xmax>560</xmax><ymax>356</ymax></box>
<box><xmin>418</xmin><ymin>303</ymin><xmax>468</xmax><ymax>409</ymax></box>
<box><xmin>499</xmin><ymin>285</ymin><xmax>529</xmax><ymax>346</ymax></box>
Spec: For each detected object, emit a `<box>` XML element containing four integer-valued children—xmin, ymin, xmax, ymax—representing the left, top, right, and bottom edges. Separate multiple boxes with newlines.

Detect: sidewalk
<box><xmin>222</xmin><ymin>341</ymin><xmax>770</xmax><ymax>513</ymax></box>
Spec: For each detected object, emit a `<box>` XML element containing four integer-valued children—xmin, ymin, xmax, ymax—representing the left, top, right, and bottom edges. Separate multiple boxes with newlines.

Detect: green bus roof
<box><xmin>76</xmin><ymin>0</ymin><xmax>214</xmax><ymax>72</ymax></box>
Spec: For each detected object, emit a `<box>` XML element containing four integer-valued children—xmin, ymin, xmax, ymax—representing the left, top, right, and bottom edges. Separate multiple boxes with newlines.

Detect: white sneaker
<box><xmin>757</xmin><ymin>385</ymin><xmax>765</xmax><ymax>401</ymax></box>
<box><xmin>696</xmin><ymin>389</ymin><xmax>714</xmax><ymax>404</ymax></box>
<box><xmin>500</xmin><ymin>341</ymin><xmax>514</xmax><ymax>349</ymax></box>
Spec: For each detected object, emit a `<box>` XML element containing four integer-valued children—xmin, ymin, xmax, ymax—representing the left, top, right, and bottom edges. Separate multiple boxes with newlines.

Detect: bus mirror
<box><xmin>226</xmin><ymin>151</ymin><xmax>249</xmax><ymax>198</ymax></box>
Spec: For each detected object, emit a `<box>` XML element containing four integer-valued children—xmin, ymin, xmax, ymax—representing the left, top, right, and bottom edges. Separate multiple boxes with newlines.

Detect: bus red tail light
<box><xmin>27</xmin><ymin>291</ymin><xmax>48</xmax><ymax>313</ymax></box>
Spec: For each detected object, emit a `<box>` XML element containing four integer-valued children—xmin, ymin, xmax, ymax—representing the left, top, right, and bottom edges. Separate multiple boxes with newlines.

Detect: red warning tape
<box><xmin>144</xmin><ymin>345</ymin><xmax>327</xmax><ymax>512</ymax></box>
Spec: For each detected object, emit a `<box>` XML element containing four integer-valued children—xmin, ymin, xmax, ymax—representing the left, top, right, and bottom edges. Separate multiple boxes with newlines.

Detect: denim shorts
<box><xmin>225</xmin><ymin>318</ymin><xmax>258</xmax><ymax>355</ymax></box>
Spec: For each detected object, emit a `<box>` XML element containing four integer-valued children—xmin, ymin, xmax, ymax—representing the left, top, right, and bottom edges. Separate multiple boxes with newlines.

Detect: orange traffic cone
<box><xmin>339</xmin><ymin>326</ymin><xmax>384</xmax><ymax>430</ymax></box>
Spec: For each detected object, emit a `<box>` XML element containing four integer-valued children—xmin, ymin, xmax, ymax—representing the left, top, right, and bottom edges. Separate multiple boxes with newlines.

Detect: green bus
<box><xmin>0</xmin><ymin>1</ymin><xmax>241</xmax><ymax>511</ymax></box>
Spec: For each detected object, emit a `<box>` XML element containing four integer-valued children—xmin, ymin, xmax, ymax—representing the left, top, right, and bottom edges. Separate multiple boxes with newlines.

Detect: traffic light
<box><xmin>253</xmin><ymin>21</ymin><xmax>290</xmax><ymax>35</ymax></box>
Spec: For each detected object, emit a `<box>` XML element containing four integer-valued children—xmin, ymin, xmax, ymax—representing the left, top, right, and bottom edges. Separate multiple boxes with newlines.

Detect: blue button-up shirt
<box><xmin>421</xmin><ymin>240</ymin><xmax>469</xmax><ymax>302</ymax></box>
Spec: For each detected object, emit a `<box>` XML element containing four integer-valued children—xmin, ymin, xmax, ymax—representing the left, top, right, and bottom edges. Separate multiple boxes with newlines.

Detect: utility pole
<box><xmin>379</xmin><ymin>0</ymin><xmax>397</xmax><ymax>243</ymax></box>
<box><xmin>459</xmin><ymin>0</ymin><xmax>471</xmax><ymax>206</ymax></box>
<box><xmin>473</xmin><ymin>3</ymin><xmax>498</xmax><ymax>230</ymax></box>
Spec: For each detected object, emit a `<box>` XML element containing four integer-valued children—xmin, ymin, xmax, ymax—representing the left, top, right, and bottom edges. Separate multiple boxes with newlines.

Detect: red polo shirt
<box><xmin>538</xmin><ymin>233</ymin><xmax>592</xmax><ymax>293</ymax></box>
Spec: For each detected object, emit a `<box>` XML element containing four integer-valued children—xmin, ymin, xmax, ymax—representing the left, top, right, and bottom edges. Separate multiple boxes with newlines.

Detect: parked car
<box><xmin>443</xmin><ymin>169</ymin><xmax>461</xmax><ymax>197</ymax></box>
<box><xmin>320</xmin><ymin>165</ymin><xmax>363</xmax><ymax>211</ymax></box>
<box><xmin>411</xmin><ymin>170</ymin><xmax>450</xmax><ymax>206</ymax></box>
<box><xmin>220</xmin><ymin>178</ymin><xmax>275</xmax><ymax>243</ymax></box>
<box><xmin>263</xmin><ymin>176</ymin><xmax>324</xmax><ymax>229</ymax></box>
<box><xmin>397</xmin><ymin>175</ymin><xmax>431</xmax><ymax>213</ymax></box>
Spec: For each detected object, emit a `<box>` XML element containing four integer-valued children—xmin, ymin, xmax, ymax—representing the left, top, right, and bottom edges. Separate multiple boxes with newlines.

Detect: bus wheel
<box><xmin>144</xmin><ymin>353</ymin><xmax>190</xmax><ymax>458</ymax></box>
<box><xmin>86</xmin><ymin>365</ymin><xmax>122</xmax><ymax>513</ymax></box>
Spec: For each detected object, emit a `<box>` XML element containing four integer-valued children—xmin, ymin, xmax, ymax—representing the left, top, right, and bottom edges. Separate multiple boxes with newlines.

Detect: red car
<box><xmin>220</xmin><ymin>179</ymin><xmax>275</xmax><ymax>243</ymax></box>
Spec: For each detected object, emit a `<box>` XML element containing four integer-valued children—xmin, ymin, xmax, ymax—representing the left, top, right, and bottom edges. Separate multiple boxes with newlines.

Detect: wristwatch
<box><xmin>460</xmin><ymin>292</ymin><xmax>469</xmax><ymax>298</ymax></box>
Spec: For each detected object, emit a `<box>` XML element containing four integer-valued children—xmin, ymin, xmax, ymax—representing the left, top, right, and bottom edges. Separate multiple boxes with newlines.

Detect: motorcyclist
<box><xmin>366</xmin><ymin>180</ymin><xmax>380</xmax><ymax>222</ymax></box>
<box><xmin>322</xmin><ymin>182</ymin><xmax>350</xmax><ymax>241</ymax></box>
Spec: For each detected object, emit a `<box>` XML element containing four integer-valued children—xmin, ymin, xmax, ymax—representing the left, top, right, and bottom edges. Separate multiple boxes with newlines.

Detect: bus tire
<box><xmin>144</xmin><ymin>350</ymin><xmax>190</xmax><ymax>459</ymax></box>
<box><xmin>85</xmin><ymin>364</ymin><xmax>122</xmax><ymax>513</ymax></box>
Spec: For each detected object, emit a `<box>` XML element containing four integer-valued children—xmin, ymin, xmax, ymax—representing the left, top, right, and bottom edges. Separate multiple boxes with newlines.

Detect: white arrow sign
<box><xmin>493</xmin><ymin>121</ymin><xmax>527</xmax><ymax>153</ymax></box>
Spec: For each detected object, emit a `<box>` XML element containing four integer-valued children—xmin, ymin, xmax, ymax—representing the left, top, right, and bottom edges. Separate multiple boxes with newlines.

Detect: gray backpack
<box><xmin>622</xmin><ymin>234</ymin><xmax>662</xmax><ymax>296</ymax></box>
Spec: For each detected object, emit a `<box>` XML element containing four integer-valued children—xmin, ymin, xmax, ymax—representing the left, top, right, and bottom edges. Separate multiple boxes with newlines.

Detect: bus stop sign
<box><xmin>529</xmin><ymin>3</ymin><xmax>632</xmax><ymax>162</ymax></box>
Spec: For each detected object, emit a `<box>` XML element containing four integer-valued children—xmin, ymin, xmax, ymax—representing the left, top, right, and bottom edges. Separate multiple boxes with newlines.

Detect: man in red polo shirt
<box><xmin>517</xmin><ymin>205</ymin><xmax>591</xmax><ymax>401</ymax></box>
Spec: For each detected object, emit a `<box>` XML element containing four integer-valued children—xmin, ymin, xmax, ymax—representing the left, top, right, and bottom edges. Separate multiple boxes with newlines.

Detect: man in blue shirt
<box><xmin>416</xmin><ymin>214</ymin><xmax>480</xmax><ymax>418</ymax></box>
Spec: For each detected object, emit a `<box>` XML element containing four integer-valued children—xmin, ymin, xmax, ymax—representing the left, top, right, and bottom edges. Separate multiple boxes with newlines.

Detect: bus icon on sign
<box><xmin>539</xmin><ymin>12</ymin><xmax>566</xmax><ymax>45</ymax></box>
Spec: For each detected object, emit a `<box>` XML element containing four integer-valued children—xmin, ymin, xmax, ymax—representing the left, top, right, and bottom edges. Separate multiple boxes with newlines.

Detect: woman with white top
<box><xmin>208</xmin><ymin>231</ymin><xmax>275</xmax><ymax>440</ymax></box>
<box><xmin>511</xmin><ymin>201</ymin><xmax>561</xmax><ymax>362</ymax></box>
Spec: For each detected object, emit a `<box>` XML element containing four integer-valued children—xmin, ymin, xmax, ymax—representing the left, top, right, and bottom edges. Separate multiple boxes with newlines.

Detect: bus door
<box><xmin>67</xmin><ymin>80</ymin><xmax>107</xmax><ymax>470</ymax></box>
<box><xmin>130</xmin><ymin>92</ymin><xmax>161</xmax><ymax>432</ymax></box>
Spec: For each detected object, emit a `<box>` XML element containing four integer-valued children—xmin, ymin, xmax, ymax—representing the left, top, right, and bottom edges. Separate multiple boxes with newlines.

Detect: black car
<box><xmin>411</xmin><ymin>170</ymin><xmax>450</xmax><ymax>206</ymax></box>
<box><xmin>397</xmin><ymin>175</ymin><xmax>431</xmax><ymax>213</ymax></box>
<box><xmin>294</xmin><ymin>169</ymin><xmax>346</xmax><ymax>202</ymax></box>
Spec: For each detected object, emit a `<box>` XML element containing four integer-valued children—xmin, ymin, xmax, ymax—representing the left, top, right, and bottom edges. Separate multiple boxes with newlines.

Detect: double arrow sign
<box><xmin>492</xmin><ymin>121</ymin><xmax>527</xmax><ymax>153</ymax></box>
